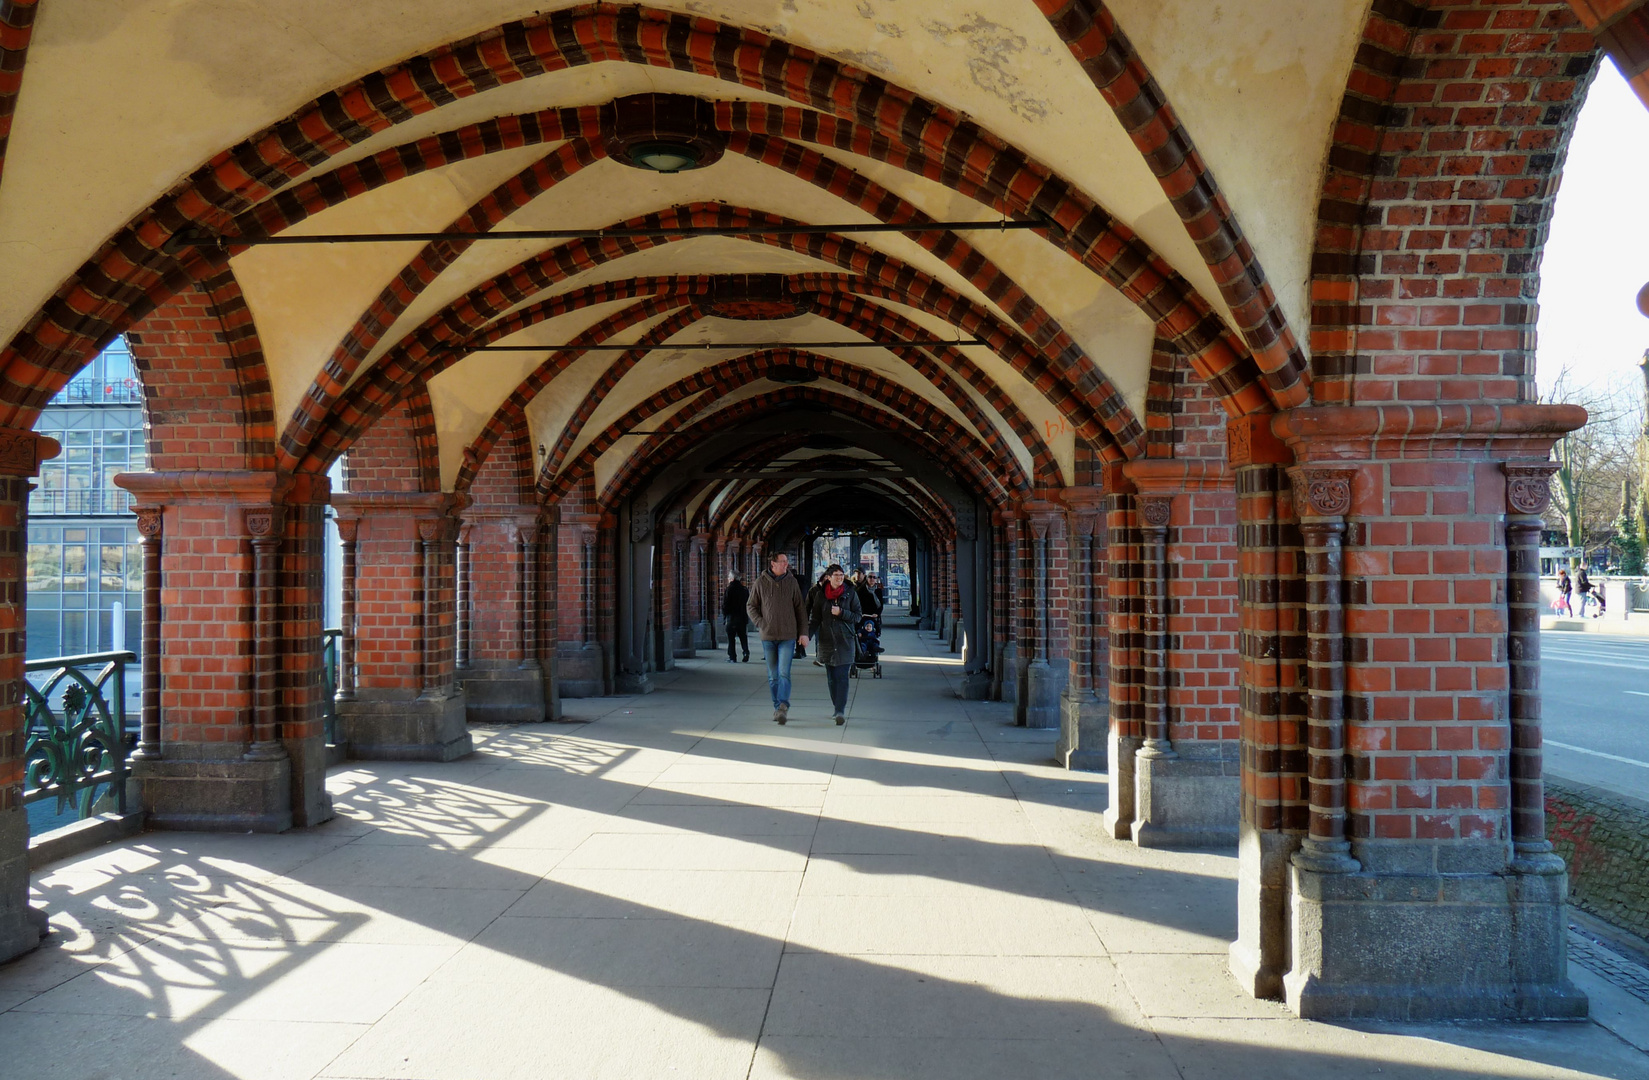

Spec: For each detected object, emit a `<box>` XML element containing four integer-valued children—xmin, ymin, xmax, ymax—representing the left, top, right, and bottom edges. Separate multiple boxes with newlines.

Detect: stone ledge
<box><xmin>28</xmin><ymin>810</ymin><xmax>145</xmax><ymax>871</ymax></box>
<box><xmin>337</xmin><ymin>690</ymin><xmax>472</xmax><ymax>762</ymax></box>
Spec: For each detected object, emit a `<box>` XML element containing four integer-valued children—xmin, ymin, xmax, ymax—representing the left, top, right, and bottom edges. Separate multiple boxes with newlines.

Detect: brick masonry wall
<box><xmin>127</xmin><ymin>285</ymin><xmax>259</xmax><ymax>472</ymax></box>
<box><xmin>1311</xmin><ymin>0</ymin><xmax>1600</xmax><ymax>407</ymax></box>
<box><xmin>466</xmin><ymin>518</ymin><xmax>523</xmax><ymax>664</ymax></box>
<box><xmin>1342</xmin><ymin>459</ymin><xmax>1513</xmax><ymax>855</ymax></box>
<box><xmin>1547</xmin><ymin>775</ymin><xmax>1649</xmax><ymax>942</ymax></box>
<box><xmin>344</xmin><ymin>398</ymin><xmax>426</xmax><ymax>494</ymax></box>
<box><xmin>353</xmin><ymin>514</ymin><xmax>423</xmax><ymax>690</ymax></box>
<box><xmin>1168</xmin><ymin>489</ymin><xmax>1240</xmax><ymax>743</ymax></box>
<box><xmin>159</xmin><ymin>502</ymin><xmax>252</xmax><ymax>745</ymax></box>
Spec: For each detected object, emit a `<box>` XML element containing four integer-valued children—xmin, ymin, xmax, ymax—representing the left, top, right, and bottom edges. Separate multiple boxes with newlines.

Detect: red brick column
<box><xmin>0</xmin><ymin>428</ymin><xmax>57</xmax><ymax>963</ymax></box>
<box><xmin>1058</xmin><ymin>489</ymin><xmax>1108</xmax><ymax>768</ymax></box>
<box><xmin>1504</xmin><ymin>461</ymin><xmax>1564</xmax><ymax>874</ymax></box>
<box><xmin>1226</xmin><ymin>415</ymin><xmax>1307</xmax><ymax>1000</ymax></box>
<box><xmin>336</xmin><ymin>518</ymin><xmax>359</xmax><ymax>701</ymax></box>
<box><xmin>1103</xmin><ymin>474</ymin><xmax>1143</xmax><ymax>838</ymax></box>
<box><xmin>1023</xmin><ymin>500</ymin><xmax>1067</xmax><ymax>728</ymax></box>
<box><xmin>117</xmin><ymin>470</ymin><xmax>333</xmax><ymax>832</ymax></box>
<box><xmin>1288</xmin><ymin>467</ymin><xmax>1360</xmax><ymax>875</ymax></box>
<box><xmin>1269</xmin><ymin>404</ymin><xmax>1587</xmax><ymax>1020</ymax></box>
<box><xmin>455</xmin><ymin>523</ymin><xmax>472</xmax><ymax>671</ymax></box>
<box><xmin>331</xmin><ymin>492</ymin><xmax>471</xmax><ymax>762</ymax></box>
<box><xmin>133</xmin><ymin>507</ymin><xmax>163</xmax><ymax>759</ymax></box>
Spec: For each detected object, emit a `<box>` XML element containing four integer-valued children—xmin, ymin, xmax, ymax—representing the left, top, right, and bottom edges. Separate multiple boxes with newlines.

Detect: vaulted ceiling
<box><xmin>0</xmin><ymin>0</ymin><xmax>1374</xmax><ymax>508</ymax></box>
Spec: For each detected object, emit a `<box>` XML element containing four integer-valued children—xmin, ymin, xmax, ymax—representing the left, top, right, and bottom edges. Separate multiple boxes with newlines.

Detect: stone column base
<box><xmin>336</xmin><ymin>690</ymin><xmax>473</xmax><ymax>761</ymax></box>
<box><xmin>672</xmin><ymin>626</ymin><xmax>696</xmax><ymax>659</ymax></box>
<box><xmin>1104</xmin><ymin>731</ymin><xmax>1142</xmax><ymax>840</ymax></box>
<box><xmin>1131</xmin><ymin>745</ymin><xmax>1239</xmax><ymax>849</ymax></box>
<box><xmin>1023</xmin><ymin>659</ymin><xmax>1063</xmax><ymax>729</ymax></box>
<box><xmin>1283</xmin><ymin>864</ymin><xmax>1588</xmax><ymax>1020</ymax></box>
<box><xmin>615</xmin><ymin>671</ymin><xmax>655</xmax><ymax>695</ymax></box>
<box><xmin>936</xmin><ymin>609</ymin><xmax>952</xmax><ymax>641</ymax></box>
<box><xmin>459</xmin><ymin>662</ymin><xmax>546</xmax><ymax>724</ymax></box>
<box><xmin>0</xmin><ymin>809</ymin><xmax>45</xmax><ymax>964</ymax></box>
<box><xmin>692</xmin><ymin>620</ymin><xmax>714</xmax><ymax>649</ymax></box>
<box><xmin>1230</xmin><ymin>823</ymin><xmax>1300</xmax><ymax>1001</ymax></box>
<box><xmin>1057</xmin><ymin>691</ymin><xmax>1107</xmax><ymax>771</ymax></box>
<box><xmin>134</xmin><ymin>750</ymin><xmax>293</xmax><ymax>832</ymax></box>
<box><xmin>958</xmin><ymin>669</ymin><xmax>992</xmax><ymax>699</ymax></box>
<box><xmin>558</xmin><ymin>644</ymin><xmax>609</xmax><ymax>698</ymax></box>
<box><xmin>988</xmin><ymin>638</ymin><xmax>1007</xmax><ymax>701</ymax></box>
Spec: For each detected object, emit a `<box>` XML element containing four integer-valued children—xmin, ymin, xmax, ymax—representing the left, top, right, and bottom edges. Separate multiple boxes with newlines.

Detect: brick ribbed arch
<box><xmin>1036</xmin><ymin>0</ymin><xmax>1308</xmax><ymax>394</ymax></box>
<box><xmin>591</xmin><ymin>387</ymin><xmax>1011</xmax><ymax>510</ymax></box>
<box><xmin>0</xmin><ymin>3</ymin><xmax>1266</xmax><ymax>438</ymax></box>
<box><xmin>306</xmin><ymin>206</ymin><xmax>1144</xmax><ymax>477</ymax></box>
<box><xmin>1309</xmin><ymin>0</ymin><xmax>1599</xmax><ymax>407</ymax></box>
<box><xmin>0</xmin><ymin>0</ymin><xmax>38</xmax><ymax>187</ymax></box>
<box><xmin>531</xmin><ymin>347</ymin><xmax>1035</xmax><ymax>497</ymax></box>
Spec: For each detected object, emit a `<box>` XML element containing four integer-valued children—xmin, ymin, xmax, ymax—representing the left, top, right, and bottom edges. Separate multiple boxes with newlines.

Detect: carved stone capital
<box><xmin>134</xmin><ymin>507</ymin><xmax>164</xmax><ymax>539</ymax></box>
<box><xmin>1287</xmin><ymin>466</ymin><xmax>1355</xmax><ymax>519</ymax></box>
<box><xmin>1502</xmin><ymin>461</ymin><xmax>1559</xmax><ymax>516</ymax></box>
<box><xmin>418</xmin><ymin>518</ymin><xmax>457</xmax><ymax>544</ymax></box>
<box><xmin>334</xmin><ymin>518</ymin><xmax>359</xmax><ymax>544</ymax></box>
<box><xmin>244</xmin><ymin>505</ymin><xmax>285</xmax><ymax>539</ymax></box>
<box><xmin>1137</xmin><ymin>494</ymin><xmax>1173</xmax><ymax>529</ymax></box>
<box><xmin>0</xmin><ymin>427</ymin><xmax>60</xmax><ymax>478</ymax></box>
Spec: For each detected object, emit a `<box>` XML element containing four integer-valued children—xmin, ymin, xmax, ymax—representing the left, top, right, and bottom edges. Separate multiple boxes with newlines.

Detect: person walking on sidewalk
<box><xmin>747</xmin><ymin>551</ymin><xmax>808</xmax><ymax>724</ymax></box>
<box><xmin>721</xmin><ymin>572</ymin><xmax>751</xmax><ymax>663</ymax></box>
<box><xmin>1556</xmin><ymin>569</ymin><xmax>1573</xmax><ymax>616</ymax></box>
<box><xmin>1577</xmin><ymin>567</ymin><xmax>1595</xmax><ymax>618</ymax></box>
<box><xmin>808</xmin><ymin>564</ymin><xmax>862</xmax><ymax>725</ymax></box>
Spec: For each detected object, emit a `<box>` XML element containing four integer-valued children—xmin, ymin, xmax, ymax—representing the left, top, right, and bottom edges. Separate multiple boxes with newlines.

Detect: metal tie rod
<box><xmin>427</xmin><ymin>340</ymin><xmax>989</xmax><ymax>352</ymax></box>
<box><xmin>166</xmin><ymin>218</ymin><xmax>1044</xmax><ymax>248</ymax></box>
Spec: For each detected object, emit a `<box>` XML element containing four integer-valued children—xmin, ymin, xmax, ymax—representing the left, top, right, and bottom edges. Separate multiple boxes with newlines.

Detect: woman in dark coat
<box><xmin>722</xmin><ymin>573</ymin><xmax>751</xmax><ymax>662</ymax></box>
<box><xmin>807</xmin><ymin>564</ymin><xmax>862</xmax><ymax>724</ymax></box>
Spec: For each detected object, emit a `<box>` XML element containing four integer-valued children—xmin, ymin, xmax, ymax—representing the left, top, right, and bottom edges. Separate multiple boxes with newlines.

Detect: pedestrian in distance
<box><xmin>808</xmin><ymin>563</ymin><xmax>862</xmax><ymax>725</ymax></box>
<box><xmin>1577</xmin><ymin>567</ymin><xmax>1594</xmax><ymax>618</ymax></box>
<box><xmin>1556</xmin><ymin>569</ymin><xmax>1573</xmax><ymax>616</ymax></box>
<box><xmin>747</xmin><ymin>551</ymin><xmax>808</xmax><ymax>724</ymax></box>
<box><xmin>807</xmin><ymin>570</ymin><xmax>828</xmax><ymax>667</ymax></box>
<box><xmin>721</xmin><ymin>572</ymin><xmax>751</xmax><ymax>663</ymax></box>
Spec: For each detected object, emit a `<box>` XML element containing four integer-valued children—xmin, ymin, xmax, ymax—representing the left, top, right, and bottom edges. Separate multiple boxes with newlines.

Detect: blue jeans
<box><xmin>1580</xmin><ymin>593</ymin><xmax>1593</xmax><ymax>616</ymax></box>
<box><xmin>762</xmin><ymin>639</ymin><xmax>795</xmax><ymax>708</ymax></box>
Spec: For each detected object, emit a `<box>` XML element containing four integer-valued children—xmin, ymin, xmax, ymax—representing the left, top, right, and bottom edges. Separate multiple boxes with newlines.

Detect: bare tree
<box><xmin>1544</xmin><ymin>363</ymin><xmax>1644</xmax><ymax>564</ymax></box>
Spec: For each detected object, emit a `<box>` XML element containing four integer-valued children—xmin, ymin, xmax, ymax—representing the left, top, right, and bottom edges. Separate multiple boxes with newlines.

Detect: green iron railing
<box><xmin>321</xmin><ymin>628</ymin><xmax>342</xmax><ymax>745</ymax></box>
<box><xmin>24</xmin><ymin>651</ymin><xmax>137</xmax><ymax>833</ymax></box>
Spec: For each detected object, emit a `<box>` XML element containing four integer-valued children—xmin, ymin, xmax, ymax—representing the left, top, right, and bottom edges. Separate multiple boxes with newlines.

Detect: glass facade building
<box><xmin>27</xmin><ymin>338</ymin><xmax>147</xmax><ymax>661</ymax></box>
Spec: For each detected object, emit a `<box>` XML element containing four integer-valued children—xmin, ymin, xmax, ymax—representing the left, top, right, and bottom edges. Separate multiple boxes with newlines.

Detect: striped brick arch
<box><xmin>0</xmin><ymin>2</ymin><xmax>1286</xmax><ymax>462</ymax></box>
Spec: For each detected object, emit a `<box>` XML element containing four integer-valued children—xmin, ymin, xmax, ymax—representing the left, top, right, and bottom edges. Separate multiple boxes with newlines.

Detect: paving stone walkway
<box><xmin>4</xmin><ymin>629</ymin><xmax>1649</xmax><ymax>1078</ymax></box>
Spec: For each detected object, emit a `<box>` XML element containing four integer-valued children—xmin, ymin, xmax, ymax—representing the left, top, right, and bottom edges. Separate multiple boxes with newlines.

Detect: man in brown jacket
<box><xmin>746</xmin><ymin>551</ymin><xmax>809</xmax><ymax>723</ymax></box>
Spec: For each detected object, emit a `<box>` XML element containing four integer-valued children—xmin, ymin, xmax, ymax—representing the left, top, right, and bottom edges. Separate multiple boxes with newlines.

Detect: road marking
<box><xmin>1536</xmin><ymin>657</ymin><xmax>1649</xmax><ymax>671</ymax></box>
<box><xmin>1546</xmin><ymin>741</ymin><xmax>1649</xmax><ymax>770</ymax></box>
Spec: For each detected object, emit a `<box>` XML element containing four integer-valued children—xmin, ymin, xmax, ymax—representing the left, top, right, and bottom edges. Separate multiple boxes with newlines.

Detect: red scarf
<box><xmin>824</xmin><ymin>582</ymin><xmax>847</xmax><ymax>600</ymax></box>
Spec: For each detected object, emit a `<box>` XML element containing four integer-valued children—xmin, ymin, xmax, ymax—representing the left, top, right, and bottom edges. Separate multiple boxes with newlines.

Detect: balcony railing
<box><xmin>24</xmin><ymin>650</ymin><xmax>137</xmax><ymax>836</ymax></box>
<box><xmin>29</xmin><ymin>487</ymin><xmax>136</xmax><ymax>517</ymax></box>
<box><xmin>55</xmin><ymin>378</ymin><xmax>144</xmax><ymax>405</ymax></box>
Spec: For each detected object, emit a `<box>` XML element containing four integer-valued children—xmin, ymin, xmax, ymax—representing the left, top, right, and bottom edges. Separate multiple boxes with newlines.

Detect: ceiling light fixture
<box><xmin>626</xmin><ymin>140</ymin><xmax>703</xmax><ymax>174</ymax></box>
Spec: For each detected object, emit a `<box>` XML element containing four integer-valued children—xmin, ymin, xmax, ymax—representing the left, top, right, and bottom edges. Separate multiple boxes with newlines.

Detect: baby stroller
<box><xmin>850</xmin><ymin>616</ymin><xmax>883</xmax><ymax>679</ymax></box>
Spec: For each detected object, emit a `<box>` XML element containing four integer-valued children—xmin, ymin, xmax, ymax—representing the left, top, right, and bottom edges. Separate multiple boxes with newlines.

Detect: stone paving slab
<box><xmin>4</xmin><ymin>628</ymin><xmax>1648</xmax><ymax>1079</ymax></box>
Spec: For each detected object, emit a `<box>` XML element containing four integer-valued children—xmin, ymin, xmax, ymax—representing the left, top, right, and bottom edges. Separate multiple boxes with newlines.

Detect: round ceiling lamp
<box><xmin>604</xmin><ymin>94</ymin><xmax>726</xmax><ymax>174</ymax></box>
<box><xmin>768</xmin><ymin>364</ymin><xmax>818</xmax><ymax>385</ymax></box>
<box><xmin>627</xmin><ymin>141</ymin><xmax>702</xmax><ymax>174</ymax></box>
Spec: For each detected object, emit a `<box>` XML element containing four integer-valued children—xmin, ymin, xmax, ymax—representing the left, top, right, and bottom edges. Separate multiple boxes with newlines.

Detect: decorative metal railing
<box><xmin>23</xmin><ymin>651</ymin><xmax>136</xmax><ymax>833</ymax></box>
<box><xmin>321</xmin><ymin>628</ymin><xmax>342</xmax><ymax>745</ymax></box>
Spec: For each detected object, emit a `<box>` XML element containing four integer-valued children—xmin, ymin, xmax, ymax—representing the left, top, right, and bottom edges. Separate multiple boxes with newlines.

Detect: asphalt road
<box><xmin>1541</xmin><ymin>631</ymin><xmax>1649</xmax><ymax>801</ymax></box>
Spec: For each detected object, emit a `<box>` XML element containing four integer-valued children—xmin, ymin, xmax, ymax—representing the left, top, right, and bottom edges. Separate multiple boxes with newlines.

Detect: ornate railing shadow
<box><xmin>24</xmin><ymin>650</ymin><xmax>137</xmax><ymax>833</ymax></box>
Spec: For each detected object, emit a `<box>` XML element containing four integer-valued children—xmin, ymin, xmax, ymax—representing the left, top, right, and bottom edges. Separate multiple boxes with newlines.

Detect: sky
<box><xmin>1535</xmin><ymin>58</ymin><xmax>1649</xmax><ymax>402</ymax></box>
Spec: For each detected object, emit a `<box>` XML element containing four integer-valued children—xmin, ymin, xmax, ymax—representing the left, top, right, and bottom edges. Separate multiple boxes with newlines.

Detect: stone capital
<box><xmin>244</xmin><ymin>505</ymin><xmax>285</xmax><ymax>539</ymax></box>
<box><xmin>1137</xmin><ymin>494</ymin><xmax>1173</xmax><ymax>529</ymax></box>
<box><xmin>334</xmin><ymin>517</ymin><xmax>359</xmax><ymax>544</ymax></box>
<box><xmin>0</xmin><ymin>427</ymin><xmax>60</xmax><ymax>478</ymax></box>
<box><xmin>1502</xmin><ymin>461</ymin><xmax>1559</xmax><ymax>516</ymax></box>
<box><xmin>1287</xmin><ymin>466</ymin><xmax>1355</xmax><ymax>519</ymax></box>
<box><xmin>134</xmin><ymin>506</ymin><xmax>164</xmax><ymax>538</ymax></box>
<box><xmin>1226</xmin><ymin>413</ymin><xmax>1293</xmax><ymax>468</ymax></box>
